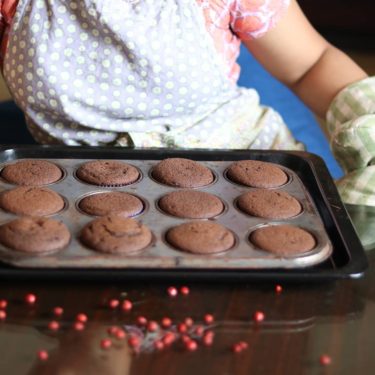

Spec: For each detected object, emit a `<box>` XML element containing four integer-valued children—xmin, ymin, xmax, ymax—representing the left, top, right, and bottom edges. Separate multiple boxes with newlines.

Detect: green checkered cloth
<box><xmin>326</xmin><ymin>76</ymin><xmax>375</xmax><ymax>206</ymax></box>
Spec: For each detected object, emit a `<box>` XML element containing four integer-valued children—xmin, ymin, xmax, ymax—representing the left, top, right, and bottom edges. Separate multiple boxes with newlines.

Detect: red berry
<box><xmin>0</xmin><ymin>310</ymin><xmax>6</xmax><ymax>321</ymax></box>
<box><xmin>205</xmin><ymin>330</ymin><xmax>214</xmax><ymax>338</ymax></box>
<box><xmin>53</xmin><ymin>307</ymin><xmax>64</xmax><ymax>316</ymax></box>
<box><xmin>100</xmin><ymin>338</ymin><xmax>112</xmax><ymax>350</ymax></box>
<box><xmin>121</xmin><ymin>300</ymin><xmax>132</xmax><ymax>312</ymax></box>
<box><xmin>185</xmin><ymin>340</ymin><xmax>198</xmax><ymax>351</ymax></box>
<box><xmin>180</xmin><ymin>286</ymin><xmax>190</xmax><ymax>295</ymax></box>
<box><xmin>0</xmin><ymin>300</ymin><xmax>7</xmax><ymax>309</ymax></box>
<box><xmin>73</xmin><ymin>322</ymin><xmax>85</xmax><ymax>331</ymax></box>
<box><xmin>137</xmin><ymin>316</ymin><xmax>147</xmax><ymax>326</ymax></box>
<box><xmin>38</xmin><ymin>350</ymin><xmax>49</xmax><ymax>361</ymax></box>
<box><xmin>48</xmin><ymin>321</ymin><xmax>60</xmax><ymax>331</ymax></box>
<box><xmin>194</xmin><ymin>325</ymin><xmax>205</xmax><ymax>336</ymax></box>
<box><xmin>178</xmin><ymin>323</ymin><xmax>188</xmax><ymax>333</ymax></box>
<box><xmin>181</xmin><ymin>334</ymin><xmax>191</xmax><ymax>343</ymax></box>
<box><xmin>202</xmin><ymin>334</ymin><xmax>214</xmax><ymax>346</ymax></box>
<box><xmin>108</xmin><ymin>299</ymin><xmax>120</xmax><ymax>309</ymax></box>
<box><xmin>204</xmin><ymin>314</ymin><xmax>214</xmax><ymax>324</ymax></box>
<box><xmin>25</xmin><ymin>293</ymin><xmax>36</xmax><ymax>305</ymax></box>
<box><xmin>161</xmin><ymin>317</ymin><xmax>172</xmax><ymax>328</ymax></box>
<box><xmin>128</xmin><ymin>336</ymin><xmax>140</xmax><ymax>348</ymax></box>
<box><xmin>163</xmin><ymin>332</ymin><xmax>176</xmax><ymax>346</ymax></box>
<box><xmin>275</xmin><ymin>285</ymin><xmax>283</xmax><ymax>294</ymax></box>
<box><xmin>107</xmin><ymin>326</ymin><xmax>119</xmax><ymax>336</ymax></box>
<box><xmin>238</xmin><ymin>341</ymin><xmax>248</xmax><ymax>350</ymax></box>
<box><xmin>147</xmin><ymin>321</ymin><xmax>159</xmax><ymax>332</ymax></box>
<box><xmin>319</xmin><ymin>355</ymin><xmax>332</xmax><ymax>366</ymax></box>
<box><xmin>154</xmin><ymin>340</ymin><xmax>164</xmax><ymax>350</ymax></box>
<box><xmin>184</xmin><ymin>317</ymin><xmax>194</xmax><ymax>327</ymax></box>
<box><xmin>253</xmin><ymin>311</ymin><xmax>265</xmax><ymax>323</ymax></box>
<box><xmin>76</xmin><ymin>313</ymin><xmax>88</xmax><ymax>323</ymax></box>
<box><xmin>115</xmin><ymin>329</ymin><xmax>126</xmax><ymax>340</ymax></box>
<box><xmin>232</xmin><ymin>343</ymin><xmax>243</xmax><ymax>353</ymax></box>
<box><xmin>167</xmin><ymin>286</ymin><xmax>178</xmax><ymax>297</ymax></box>
<box><xmin>202</xmin><ymin>331</ymin><xmax>214</xmax><ymax>346</ymax></box>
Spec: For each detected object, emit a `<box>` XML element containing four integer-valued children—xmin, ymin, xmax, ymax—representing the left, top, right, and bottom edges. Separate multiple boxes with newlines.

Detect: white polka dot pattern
<box><xmin>3</xmin><ymin>0</ymin><xmax>245</xmax><ymax>145</ymax></box>
<box><xmin>3</xmin><ymin>0</ymin><xmax>300</xmax><ymax>150</ymax></box>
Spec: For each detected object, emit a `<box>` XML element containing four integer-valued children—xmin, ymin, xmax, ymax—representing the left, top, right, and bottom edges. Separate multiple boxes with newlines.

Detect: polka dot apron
<box><xmin>3</xmin><ymin>0</ymin><xmax>301</xmax><ymax>150</ymax></box>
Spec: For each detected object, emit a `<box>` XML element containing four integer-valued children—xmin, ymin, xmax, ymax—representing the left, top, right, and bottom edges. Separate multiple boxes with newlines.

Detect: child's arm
<box><xmin>242</xmin><ymin>0</ymin><xmax>367</xmax><ymax>119</ymax></box>
<box><xmin>242</xmin><ymin>0</ymin><xmax>375</xmax><ymax>207</ymax></box>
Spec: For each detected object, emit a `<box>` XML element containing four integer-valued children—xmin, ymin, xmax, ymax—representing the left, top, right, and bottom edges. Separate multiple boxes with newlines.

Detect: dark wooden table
<box><xmin>0</xmin><ymin>206</ymin><xmax>374</xmax><ymax>375</ymax></box>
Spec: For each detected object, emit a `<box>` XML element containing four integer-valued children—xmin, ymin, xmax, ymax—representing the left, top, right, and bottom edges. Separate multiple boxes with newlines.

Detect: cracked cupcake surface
<box><xmin>80</xmin><ymin>215</ymin><xmax>152</xmax><ymax>254</ymax></box>
<box><xmin>0</xmin><ymin>217</ymin><xmax>70</xmax><ymax>254</ymax></box>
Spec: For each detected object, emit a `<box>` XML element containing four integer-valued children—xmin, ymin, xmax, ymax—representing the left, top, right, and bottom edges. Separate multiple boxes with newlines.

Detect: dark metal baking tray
<box><xmin>0</xmin><ymin>145</ymin><xmax>368</xmax><ymax>281</ymax></box>
<box><xmin>0</xmin><ymin>156</ymin><xmax>332</xmax><ymax>269</ymax></box>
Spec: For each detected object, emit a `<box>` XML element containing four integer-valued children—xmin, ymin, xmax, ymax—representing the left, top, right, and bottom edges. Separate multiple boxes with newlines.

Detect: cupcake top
<box><xmin>237</xmin><ymin>189</ymin><xmax>302</xmax><ymax>219</ymax></box>
<box><xmin>80</xmin><ymin>215</ymin><xmax>152</xmax><ymax>254</ymax></box>
<box><xmin>226</xmin><ymin>160</ymin><xmax>288</xmax><ymax>188</ymax></box>
<box><xmin>0</xmin><ymin>216</ymin><xmax>70</xmax><ymax>254</ymax></box>
<box><xmin>1</xmin><ymin>160</ymin><xmax>63</xmax><ymax>186</ymax></box>
<box><xmin>158</xmin><ymin>190</ymin><xmax>224</xmax><ymax>219</ymax></box>
<box><xmin>250</xmin><ymin>225</ymin><xmax>316</xmax><ymax>256</ymax></box>
<box><xmin>0</xmin><ymin>186</ymin><xmax>65</xmax><ymax>216</ymax></box>
<box><xmin>76</xmin><ymin>160</ymin><xmax>140</xmax><ymax>186</ymax></box>
<box><xmin>78</xmin><ymin>191</ymin><xmax>144</xmax><ymax>217</ymax></box>
<box><xmin>166</xmin><ymin>221</ymin><xmax>235</xmax><ymax>254</ymax></box>
<box><xmin>152</xmin><ymin>158</ymin><xmax>214</xmax><ymax>188</ymax></box>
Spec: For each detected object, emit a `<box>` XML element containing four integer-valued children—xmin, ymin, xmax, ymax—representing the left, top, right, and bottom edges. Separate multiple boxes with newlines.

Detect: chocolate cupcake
<box><xmin>76</xmin><ymin>160</ymin><xmax>140</xmax><ymax>186</ymax></box>
<box><xmin>80</xmin><ymin>215</ymin><xmax>152</xmax><ymax>254</ymax></box>
<box><xmin>78</xmin><ymin>191</ymin><xmax>144</xmax><ymax>217</ymax></box>
<box><xmin>1</xmin><ymin>160</ymin><xmax>63</xmax><ymax>186</ymax></box>
<box><xmin>0</xmin><ymin>217</ymin><xmax>70</xmax><ymax>254</ymax></box>
<box><xmin>152</xmin><ymin>158</ymin><xmax>214</xmax><ymax>188</ymax></box>
<box><xmin>237</xmin><ymin>189</ymin><xmax>302</xmax><ymax>219</ymax></box>
<box><xmin>250</xmin><ymin>225</ymin><xmax>316</xmax><ymax>256</ymax></box>
<box><xmin>0</xmin><ymin>187</ymin><xmax>65</xmax><ymax>216</ymax></box>
<box><xmin>226</xmin><ymin>160</ymin><xmax>288</xmax><ymax>188</ymax></box>
<box><xmin>158</xmin><ymin>190</ymin><xmax>224</xmax><ymax>219</ymax></box>
<box><xmin>166</xmin><ymin>221</ymin><xmax>235</xmax><ymax>254</ymax></box>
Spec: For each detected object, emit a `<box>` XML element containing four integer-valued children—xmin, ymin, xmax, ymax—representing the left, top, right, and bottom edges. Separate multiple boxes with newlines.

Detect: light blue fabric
<box><xmin>237</xmin><ymin>45</ymin><xmax>343</xmax><ymax>179</ymax></box>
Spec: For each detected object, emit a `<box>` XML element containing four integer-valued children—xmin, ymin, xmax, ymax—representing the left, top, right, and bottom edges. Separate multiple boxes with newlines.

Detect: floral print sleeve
<box><xmin>230</xmin><ymin>0</ymin><xmax>291</xmax><ymax>40</ymax></box>
<box><xmin>0</xmin><ymin>0</ymin><xmax>19</xmax><ymax>70</ymax></box>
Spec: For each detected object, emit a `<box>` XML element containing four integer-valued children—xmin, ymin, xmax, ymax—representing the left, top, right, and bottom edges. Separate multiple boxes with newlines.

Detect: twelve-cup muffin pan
<box><xmin>0</xmin><ymin>146</ymin><xmax>368</xmax><ymax>280</ymax></box>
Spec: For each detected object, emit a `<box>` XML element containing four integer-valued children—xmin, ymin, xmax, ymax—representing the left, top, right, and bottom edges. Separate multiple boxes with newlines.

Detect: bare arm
<box><xmin>242</xmin><ymin>0</ymin><xmax>367</xmax><ymax>118</ymax></box>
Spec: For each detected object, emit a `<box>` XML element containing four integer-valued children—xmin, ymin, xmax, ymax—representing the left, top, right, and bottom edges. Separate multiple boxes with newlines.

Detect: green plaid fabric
<box><xmin>326</xmin><ymin>77</ymin><xmax>375</xmax><ymax>206</ymax></box>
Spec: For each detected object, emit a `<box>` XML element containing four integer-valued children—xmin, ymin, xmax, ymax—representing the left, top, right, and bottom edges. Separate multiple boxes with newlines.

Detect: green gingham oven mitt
<box><xmin>326</xmin><ymin>76</ymin><xmax>375</xmax><ymax>206</ymax></box>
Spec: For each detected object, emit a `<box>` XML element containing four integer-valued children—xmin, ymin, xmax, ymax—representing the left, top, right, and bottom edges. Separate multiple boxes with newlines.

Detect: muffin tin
<box><xmin>0</xmin><ymin>146</ymin><xmax>368</xmax><ymax>280</ymax></box>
